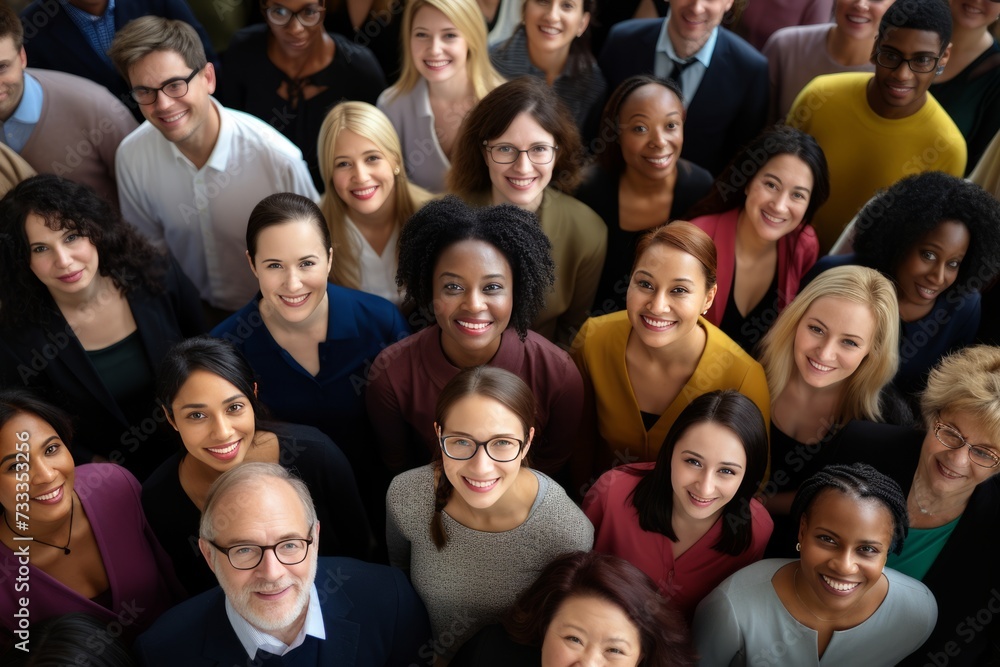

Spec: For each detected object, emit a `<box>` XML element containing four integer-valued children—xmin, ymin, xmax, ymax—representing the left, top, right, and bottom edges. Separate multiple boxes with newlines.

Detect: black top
<box><xmin>141</xmin><ymin>422</ymin><xmax>375</xmax><ymax>594</ymax></box>
<box><xmin>451</xmin><ymin>624</ymin><xmax>541</xmax><ymax>667</ymax></box>
<box><xmin>575</xmin><ymin>161</ymin><xmax>713</xmax><ymax>316</ymax></box>
<box><xmin>0</xmin><ymin>254</ymin><xmax>206</xmax><ymax>480</ymax></box>
<box><xmin>822</xmin><ymin>420</ymin><xmax>1000</xmax><ymax>666</ymax></box>
<box><xmin>218</xmin><ymin>25</ymin><xmax>388</xmax><ymax>190</ymax></box>
<box><xmin>719</xmin><ymin>268</ymin><xmax>779</xmax><ymax>355</ymax></box>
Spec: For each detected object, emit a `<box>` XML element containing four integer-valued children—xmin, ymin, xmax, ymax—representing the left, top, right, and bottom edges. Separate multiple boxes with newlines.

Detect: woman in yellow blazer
<box><xmin>572</xmin><ymin>222</ymin><xmax>769</xmax><ymax>489</ymax></box>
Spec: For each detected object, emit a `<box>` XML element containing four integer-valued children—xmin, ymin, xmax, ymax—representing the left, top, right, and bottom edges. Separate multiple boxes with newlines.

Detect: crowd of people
<box><xmin>2</xmin><ymin>0</ymin><xmax>1000</xmax><ymax>665</ymax></box>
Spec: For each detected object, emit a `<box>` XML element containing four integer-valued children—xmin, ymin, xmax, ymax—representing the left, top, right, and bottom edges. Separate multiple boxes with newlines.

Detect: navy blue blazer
<box><xmin>133</xmin><ymin>558</ymin><xmax>433</xmax><ymax>667</ymax></box>
<box><xmin>598</xmin><ymin>17</ymin><xmax>769</xmax><ymax>175</ymax></box>
<box><xmin>19</xmin><ymin>0</ymin><xmax>218</xmax><ymax>121</ymax></box>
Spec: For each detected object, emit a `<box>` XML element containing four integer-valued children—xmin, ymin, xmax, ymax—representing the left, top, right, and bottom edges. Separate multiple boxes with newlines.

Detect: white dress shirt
<box><xmin>116</xmin><ymin>97</ymin><xmax>319</xmax><ymax>311</ymax></box>
<box><xmin>226</xmin><ymin>583</ymin><xmax>326</xmax><ymax>659</ymax></box>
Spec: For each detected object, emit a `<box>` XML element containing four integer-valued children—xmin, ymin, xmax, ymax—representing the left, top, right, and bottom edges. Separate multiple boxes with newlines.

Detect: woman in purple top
<box><xmin>0</xmin><ymin>390</ymin><xmax>184</xmax><ymax>643</ymax></box>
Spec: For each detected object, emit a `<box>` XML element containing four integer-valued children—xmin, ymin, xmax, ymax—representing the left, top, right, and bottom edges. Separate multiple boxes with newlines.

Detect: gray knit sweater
<box><xmin>386</xmin><ymin>465</ymin><xmax>594</xmax><ymax>660</ymax></box>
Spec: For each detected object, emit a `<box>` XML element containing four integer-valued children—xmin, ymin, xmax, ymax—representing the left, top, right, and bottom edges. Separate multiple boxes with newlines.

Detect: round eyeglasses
<box><xmin>439</xmin><ymin>434</ymin><xmax>524</xmax><ymax>462</ymax></box>
<box><xmin>129</xmin><ymin>66</ymin><xmax>202</xmax><ymax>105</ymax></box>
<box><xmin>483</xmin><ymin>142</ymin><xmax>558</xmax><ymax>165</ymax></box>
<box><xmin>209</xmin><ymin>534</ymin><xmax>314</xmax><ymax>570</ymax></box>
<box><xmin>265</xmin><ymin>4</ymin><xmax>326</xmax><ymax>27</ymax></box>
<box><xmin>874</xmin><ymin>50</ymin><xmax>942</xmax><ymax>74</ymax></box>
<box><xmin>934</xmin><ymin>422</ymin><xmax>1000</xmax><ymax>469</ymax></box>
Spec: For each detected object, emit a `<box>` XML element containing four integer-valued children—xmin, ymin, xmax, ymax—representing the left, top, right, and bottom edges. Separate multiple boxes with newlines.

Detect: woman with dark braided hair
<box><xmin>0</xmin><ymin>175</ymin><xmax>206</xmax><ymax>480</ymax></box>
<box><xmin>366</xmin><ymin>196</ymin><xmax>584</xmax><ymax>477</ymax></box>
<box><xmin>693</xmin><ymin>462</ymin><xmax>937</xmax><ymax>666</ymax></box>
<box><xmin>386</xmin><ymin>366</ymin><xmax>593</xmax><ymax>663</ymax></box>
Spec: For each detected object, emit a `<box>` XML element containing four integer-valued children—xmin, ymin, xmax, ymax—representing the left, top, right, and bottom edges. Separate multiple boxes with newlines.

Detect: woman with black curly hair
<box><xmin>0</xmin><ymin>175</ymin><xmax>205</xmax><ymax>480</ymax></box>
<box><xmin>805</xmin><ymin>171</ymin><xmax>1000</xmax><ymax>400</ymax></box>
<box><xmin>366</xmin><ymin>196</ymin><xmax>584</xmax><ymax>477</ymax></box>
<box><xmin>448</xmin><ymin>76</ymin><xmax>607</xmax><ymax>346</ymax></box>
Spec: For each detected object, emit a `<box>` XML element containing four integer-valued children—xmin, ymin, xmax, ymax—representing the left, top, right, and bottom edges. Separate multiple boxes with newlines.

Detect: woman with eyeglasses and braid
<box><xmin>386</xmin><ymin>366</ymin><xmax>593</xmax><ymax>663</ymax></box>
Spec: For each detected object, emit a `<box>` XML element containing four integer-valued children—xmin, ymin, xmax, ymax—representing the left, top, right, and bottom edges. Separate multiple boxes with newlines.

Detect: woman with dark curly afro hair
<box><xmin>366</xmin><ymin>195</ymin><xmax>584</xmax><ymax>479</ymax></box>
<box><xmin>0</xmin><ymin>175</ymin><xmax>206</xmax><ymax>480</ymax></box>
<box><xmin>804</xmin><ymin>171</ymin><xmax>1000</xmax><ymax>400</ymax></box>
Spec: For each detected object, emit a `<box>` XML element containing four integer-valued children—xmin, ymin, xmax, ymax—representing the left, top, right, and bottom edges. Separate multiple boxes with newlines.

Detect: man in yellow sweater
<box><xmin>787</xmin><ymin>0</ymin><xmax>966</xmax><ymax>253</ymax></box>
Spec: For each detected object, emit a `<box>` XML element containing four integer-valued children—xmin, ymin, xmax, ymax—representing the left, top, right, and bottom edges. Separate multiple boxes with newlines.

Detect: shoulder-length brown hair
<box><xmin>447</xmin><ymin>77</ymin><xmax>585</xmax><ymax>199</ymax></box>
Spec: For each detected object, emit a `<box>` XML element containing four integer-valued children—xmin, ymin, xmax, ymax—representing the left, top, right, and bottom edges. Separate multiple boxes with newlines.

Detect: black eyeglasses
<box><xmin>874</xmin><ymin>49</ymin><xmax>942</xmax><ymax>74</ymax></box>
<box><xmin>129</xmin><ymin>66</ymin><xmax>202</xmax><ymax>105</ymax></box>
<box><xmin>483</xmin><ymin>142</ymin><xmax>558</xmax><ymax>165</ymax></box>
<box><xmin>934</xmin><ymin>421</ymin><xmax>1000</xmax><ymax>469</ymax></box>
<box><xmin>439</xmin><ymin>433</ymin><xmax>524</xmax><ymax>462</ymax></box>
<box><xmin>265</xmin><ymin>4</ymin><xmax>326</xmax><ymax>27</ymax></box>
<box><xmin>209</xmin><ymin>532</ymin><xmax>314</xmax><ymax>570</ymax></box>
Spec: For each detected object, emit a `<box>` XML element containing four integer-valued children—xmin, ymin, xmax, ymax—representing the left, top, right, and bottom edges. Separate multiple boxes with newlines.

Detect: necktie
<box><xmin>669</xmin><ymin>59</ymin><xmax>695</xmax><ymax>95</ymax></box>
<box><xmin>254</xmin><ymin>648</ymin><xmax>285</xmax><ymax>666</ymax></box>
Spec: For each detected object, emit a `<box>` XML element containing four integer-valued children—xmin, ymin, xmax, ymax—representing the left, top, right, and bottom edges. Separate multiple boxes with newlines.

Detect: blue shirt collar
<box><xmin>59</xmin><ymin>0</ymin><xmax>115</xmax><ymax>19</ymax></box>
<box><xmin>656</xmin><ymin>9</ymin><xmax>719</xmax><ymax>68</ymax></box>
<box><xmin>11</xmin><ymin>72</ymin><xmax>43</xmax><ymax>125</ymax></box>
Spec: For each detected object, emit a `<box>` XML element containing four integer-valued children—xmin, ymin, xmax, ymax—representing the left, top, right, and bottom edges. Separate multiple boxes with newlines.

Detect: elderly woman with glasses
<box><xmin>217</xmin><ymin>0</ymin><xmax>388</xmax><ymax>189</ymax></box>
<box><xmin>386</xmin><ymin>366</ymin><xmax>593</xmax><ymax>662</ymax></box>
<box><xmin>819</xmin><ymin>345</ymin><xmax>1000</xmax><ymax>666</ymax></box>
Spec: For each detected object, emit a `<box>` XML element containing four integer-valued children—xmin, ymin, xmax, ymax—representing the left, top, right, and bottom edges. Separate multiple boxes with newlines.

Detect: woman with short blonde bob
<box><xmin>318</xmin><ymin>101</ymin><xmax>433</xmax><ymax>305</ymax></box>
<box><xmin>377</xmin><ymin>0</ymin><xmax>506</xmax><ymax>193</ymax></box>
<box><xmin>758</xmin><ymin>265</ymin><xmax>903</xmax><ymax>553</ymax></box>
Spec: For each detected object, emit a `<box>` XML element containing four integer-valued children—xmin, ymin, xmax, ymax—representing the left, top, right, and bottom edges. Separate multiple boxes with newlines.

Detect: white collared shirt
<box><xmin>115</xmin><ymin>97</ymin><xmax>319</xmax><ymax>311</ymax></box>
<box><xmin>654</xmin><ymin>10</ymin><xmax>720</xmax><ymax>108</ymax></box>
<box><xmin>343</xmin><ymin>216</ymin><xmax>403</xmax><ymax>305</ymax></box>
<box><xmin>226</xmin><ymin>583</ymin><xmax>327</xmax><ymax>660</ymax></box>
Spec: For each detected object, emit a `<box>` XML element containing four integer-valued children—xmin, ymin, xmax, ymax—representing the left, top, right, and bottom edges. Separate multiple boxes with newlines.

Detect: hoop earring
<box><xmin>795</xmin><ymin>542</ymin><xmax>801</xmax><ymax>552</ymax></box>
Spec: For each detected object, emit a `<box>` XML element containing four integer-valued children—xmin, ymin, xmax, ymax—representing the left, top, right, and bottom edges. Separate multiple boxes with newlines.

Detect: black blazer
<box><xmin>0</xmin><ymin>254</ymin><xmax>206</xmax><ymax>480</ymax></box>
<box><xmin>19</xmin><ymin>0</ymin><xmax>218</xmax><ymax>121</ymax></box>
<box><xmin>825</xmin><ymin>420</ymin><xmax>1000</xmax><ymax>666</ymax></box>
<box><xmin>598</xmin><ymin>16</ymin><xmax>769</xmax><ymax>175</ymax></box>
<box><xmin>133</xmin><ymin>557</ymin><xmax>432</xmax><ymax>667</ymax></box>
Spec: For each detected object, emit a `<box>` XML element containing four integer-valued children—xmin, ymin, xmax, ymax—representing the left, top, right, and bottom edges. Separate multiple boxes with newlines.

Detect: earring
<box><xmin>393</xmin><ymin>166</ymin><xmax>400</xmax><ymax>175</ymax></box>
<box><xmin>936</xmin><ymin>66</ymin><xmax>945</xmax><ymax>75</ymax></box>
<box><xmin>795</xmin><ymin>542</ymin><xmax>801</xmax><ymax>552</ymax></box>
<box><xmin>701</xmin><ymin>310</ymin><xmax>708</xmax><ymax>315</ymax></box>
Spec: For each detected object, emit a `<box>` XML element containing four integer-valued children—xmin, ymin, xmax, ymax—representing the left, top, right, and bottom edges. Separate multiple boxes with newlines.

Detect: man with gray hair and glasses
<box><xmin>133</xmin><ymin>463</ymin><xmax>431</xmax><ymax>666</ymax></box>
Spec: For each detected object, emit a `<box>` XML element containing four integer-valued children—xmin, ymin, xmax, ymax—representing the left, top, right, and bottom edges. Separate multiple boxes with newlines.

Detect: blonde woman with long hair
<box><xmin>758</xmin><ymin>265</ymin><xmax>903</xmax><ymax>553</ymax></box>
<box><xmin>377</xmin><ymin>0</ymin><xmax>506</xmax><ymax>193</ymax></box>
<box><xmin>318</xmin><ymin>101</ymin><xmax>433</xmax><ymax>305</ymax></box>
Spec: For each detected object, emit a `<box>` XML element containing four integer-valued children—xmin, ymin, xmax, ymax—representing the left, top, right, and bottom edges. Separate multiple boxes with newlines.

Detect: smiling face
<box><xmin>618</xmin><ymin>83</ymin><xmax>684</xmax><ymax>183</ymax></box>
<box><xmin>486</xmin><ymin>112</ymin><xmax>556</xmax><ymax>212</ymax></box>
<box><xmin>916</xmin><ymin>410</ymin><xmax>1000</xmax><ymax>501</ymax></box>
<box><xmin>868</xmin><ymin>27</ymin><xmax>950</xmax><ymax>119</ymax></box>
<box><xmin>437</xmin><ymin>393</ymin><xmax>532</xmax><ymax>511</ymax></box>
<box><xmin>128</xmin><ymin>49</ymin><xmax>217</xmax><ymax>147</ymax></box>
<box><xmin>265</xmin><ymin>0</ymin><xmax>326</xmax><ymax>56</ymax></box>
<box><xmin>201</xmin><ymin>478</ymin><xmax>318</xmax><ymax>644</ymax></box>
<box><xmin>894</xmin><ymin>220</ymin><xmax>969</xmax><ymax>319</ymax></box>
<box><xmin>541</xmin><ymin>595</ymin><xmax>642</xmax><ymax>667</ymax></box>
<box><xmin>796</xmin><ymin>490</ymin><xmax>892</xmax><ymax>616</ymax></box>
<box><xmin>410</xmin><ymin>5</ymin><xmax>469</xmax><ymax>85</ymax></box>
<box><xmin>523</xmin><ymin>0</ymin><xmax>591</xmax><ymax>58</ymax></box>
<box><xmin>950</xmin><ymin>0</ymin><xmax>1000</xmax><ymax>32</ymax></box>
<box><xmin>741</xmin><ymin>154</ymin><xmax>814</xmax><ymax>243</ymax></box>
<box><xmin>249</xmin><ymin>218</ymin><xmax>333</xmax><ymax>327</ymax></box>
<box><xmin>626</xmin><ymin>243</ymin><xmax>716</xmax><ymax>350</ymax></box>
<box><xmin>432</xmin><ymin>239</ymin><xmax>514</xmax><ymax>368</ymax></box>
<box><xmin>670</xmin><ymin>421</ymin><xmax>747</xmax><ymax>524</ymax></box>
<box><xmin>793</xmin><ymin>296</ymin><xmax>875</xmax><ymax>390</ymax></box>
<box><xmin>330</xmin><ymin>129</ymin><xmax>398</xmax><ymax>220</ymax></box>
<box><xmin>0</xmin><ymin>412</ymin><xmax>75</xmax><ymax>527</ymax></box>
<box><xmin>0</xmin><ymin>37</ymin><xmax>27</xmax><ymax>124</ymax></box>
<box><xmin>666</xmin><ymin>0</ymin><xmax>735</xmax><ymax>58</ymax></box>
<box><xmin>25</xmin><ymin>213</ymin><xmax>101</xmax><ymax>300</ymax></box>
<box><xmin>166</xmin><ymin>370</ymin><xmax>257</xmax><ymax>473</ymax></box>
<box><xmin>836</xmin><ymin>0</ymin><xmax>895</xmax><ymax>41</ymax></box>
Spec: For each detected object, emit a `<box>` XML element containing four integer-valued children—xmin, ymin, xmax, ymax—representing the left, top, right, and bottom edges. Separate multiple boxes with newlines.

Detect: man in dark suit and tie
<box><xmin>599</xmin><ymin>0</ymin><xmax>768</xmax><ymax>176</ymax></box>
<box><xmin>133</xmin><ymin>463</ymin><xmax>431</xmax><ymax>666</ymax></box>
